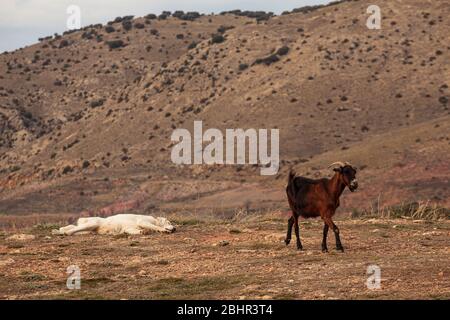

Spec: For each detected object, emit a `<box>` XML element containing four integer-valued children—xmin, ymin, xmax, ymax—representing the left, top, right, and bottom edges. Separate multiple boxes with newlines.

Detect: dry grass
<box><xmin>351</xmin><ymin>201</ymin><xmax>450</xmax><ymax>221</ymax></box>
<box><xmin>0</xmin><ymin>213</ymin><xmax>76</xmax><ymax>232</ymax></box>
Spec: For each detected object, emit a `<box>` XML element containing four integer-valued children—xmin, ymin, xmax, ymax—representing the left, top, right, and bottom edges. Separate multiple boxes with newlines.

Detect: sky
<box><xmin>0</xmin><ymin>0</ymin><xmax>330</xmax><ymax>53</ymax></box>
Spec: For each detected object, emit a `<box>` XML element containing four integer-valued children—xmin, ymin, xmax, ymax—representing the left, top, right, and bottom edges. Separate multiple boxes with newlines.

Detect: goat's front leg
<box><xmin>293</xmin><ymin>215</ymin><xmax>303</xmax><ymax>250</ymax></box>
<box><xmin>322</xmin><ymin>223</ymin><xmax>329</xmax><ymax>252</ymax></box>
<box><xmin>285</xmin><ymin>216</ymin><xmax>294</xmax><ymax>245</ymax></box>
<box><xmin>323</xmin><ymin>216</ymin><xmax>344</xmax><ymax>252</ymax></box>
<box><xmin>332</xmin><ymin>222</ymin><xmax>344</xmax><ymax>252</ymax></box>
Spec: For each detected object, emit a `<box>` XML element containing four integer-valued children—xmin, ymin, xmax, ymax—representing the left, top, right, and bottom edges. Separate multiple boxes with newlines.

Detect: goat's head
<box><xmin>155</xmin><ymin>217</ymin><xmax>176</xmax><ymax>233</ymax></box>
<box><xmin>329</xmin><ymin>161</ymin><xmax>358</xmax><ymax>192</ymax></box>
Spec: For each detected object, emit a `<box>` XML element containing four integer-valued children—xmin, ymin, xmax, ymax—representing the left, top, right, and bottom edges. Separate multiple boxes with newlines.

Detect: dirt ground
<box><xmin>0</xmin><ymin>215</ymin><xmax>449</xmax><ymax>300</ymax></box>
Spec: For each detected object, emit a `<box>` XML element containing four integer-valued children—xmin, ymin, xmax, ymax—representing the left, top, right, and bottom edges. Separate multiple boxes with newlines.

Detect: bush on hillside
<box><xmin>211</xmin><ymin>34</ymin><xmax>225</xmax><ymax>44</ymax></box>
<box><xmin>106</xmin><ymin>40</ymin><xmax>125</xmax><ymax>49</ymax></box>
<box><xmin>122</xmin><ymin>20</ymin><xmax>132</xmax><ymax>31</ymax></box>
<box><xmin>254</xmin><ymin>54</ymin><xmax>279</xmax><ymax>65</ymax></box>
<box><xmin>105</xmin><ymin>26</ymin><xmax>115</xmax><ymax>33</ymax></box>
<box><xmin>276</xmin><ymin>46</ymin><xmax>289</xmax><ymax>56</ymax></box>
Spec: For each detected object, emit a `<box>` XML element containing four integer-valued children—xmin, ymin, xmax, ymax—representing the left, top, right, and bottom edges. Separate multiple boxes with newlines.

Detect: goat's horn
<box><xmin>328</xmin><ymin>161</ymin><xmax>346</xmax><ymax>168</ymax></box>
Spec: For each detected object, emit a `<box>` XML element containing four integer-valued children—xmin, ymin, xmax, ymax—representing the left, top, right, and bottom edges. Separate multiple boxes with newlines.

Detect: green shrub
<box><xmin>254</xmin><ymin>54</ymin><xmax>279</xmax><ymax>65</ymax></box>
<box><xmin>106</xmin><ymin>40</ymin><xmax>125</xmax><ymax>49</ymax></box>
<box><xmin>239</xmin><ymin>63</ymin><xmax>248</xmax><ymax>71</ymax></box>
<box><xmin>211</xmin><ymin>34</ymin><xmax>225</xmax><ymax>44</ymax></box>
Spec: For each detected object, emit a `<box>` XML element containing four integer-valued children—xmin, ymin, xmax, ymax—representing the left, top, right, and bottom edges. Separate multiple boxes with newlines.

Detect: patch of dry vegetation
<box><xmin>351</xmin><ymin>201</ymin><xmax>450</xmax><ymax>221</ymax></box>
<box><xmin>0</xmin><ymin>213</ymin><xmax>76</xmax><ymax>231</ymax></box>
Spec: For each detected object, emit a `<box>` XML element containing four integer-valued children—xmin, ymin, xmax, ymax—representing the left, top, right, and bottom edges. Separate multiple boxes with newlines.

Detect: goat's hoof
<box><xmin>297</xmin><ymin>245</ymin><xmax>303</xmax><ymax>251</ymax></box>
<box><xmin>336</xmin><ymin>246</ymin><xmax>344</xmax><ymax>252</ymax></box>
<box><xmin>284</xmin><ymin>239</ymin><xmax>291</xmax><ymax>245</ymax></box>
<box><xmin>322</xmin><ymin>248</ymin><xmax>328</xmax><ymax>253</ymax></box>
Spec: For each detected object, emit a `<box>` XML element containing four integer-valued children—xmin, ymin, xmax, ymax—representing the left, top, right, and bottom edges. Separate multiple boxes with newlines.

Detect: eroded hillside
<box><xmin>0</xmin><ymin>0</ymin><xmax>449</xmax><ymax>215</ymax></box>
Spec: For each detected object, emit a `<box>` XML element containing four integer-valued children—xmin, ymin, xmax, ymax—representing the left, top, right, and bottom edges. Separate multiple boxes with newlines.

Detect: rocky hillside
<box><xmin>0</xmin><ymin>0</ymin><xmax>449</xmax><ymax>215</ymax></box>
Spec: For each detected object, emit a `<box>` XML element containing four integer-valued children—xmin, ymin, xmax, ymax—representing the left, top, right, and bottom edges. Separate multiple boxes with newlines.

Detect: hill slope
<box><xmin>0</xmin><ymin>0</ymin><xmax>449</xmax><ymax>215</ymax></box>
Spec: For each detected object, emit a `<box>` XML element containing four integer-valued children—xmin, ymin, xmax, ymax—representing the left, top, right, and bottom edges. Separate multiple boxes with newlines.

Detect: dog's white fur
<box><xmin>52</xmin><ymin>214</ymin><xmax>175</xmax><ymax>236</ymax></box>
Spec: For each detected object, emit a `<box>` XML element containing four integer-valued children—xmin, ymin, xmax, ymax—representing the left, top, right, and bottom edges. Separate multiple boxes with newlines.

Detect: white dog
<box><xmin>52</xmin><ymin>214</ymin><xmax>176</xmax><ymax>236</ymax></box>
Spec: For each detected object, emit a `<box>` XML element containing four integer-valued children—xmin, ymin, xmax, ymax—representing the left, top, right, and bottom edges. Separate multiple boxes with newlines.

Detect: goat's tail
<box><xmin>287</xmin><ymin>168</ymin><xmax>297</xmax><ymax>196</ymax></box>
<box><xmin>288</xmin><ymin>168</ymin><xmax>296</xmax><ymax>185</ymax></box>
<box><xmin>286</xmin><ymin>168</ymin><xmax>298</xmax><ymax>216</ymax></box>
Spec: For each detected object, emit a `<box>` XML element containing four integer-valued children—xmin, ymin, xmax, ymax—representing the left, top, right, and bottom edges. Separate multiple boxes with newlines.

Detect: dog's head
<box><xmin>156</xmin><ymin>217</ymin><xmax>176</xmax><ymax>233</ymax></box>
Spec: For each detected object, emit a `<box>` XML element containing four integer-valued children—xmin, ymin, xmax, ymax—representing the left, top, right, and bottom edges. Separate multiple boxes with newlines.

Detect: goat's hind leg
<box><xmin>285</xmin><ymin>216</ymin><xmax>294</xmax><ymax>245</ymax></box>
<box><xmin>285</xmin><ymin>192</ymin><xmax>297</xmax><ymax>246</ymax></box>
<box><xmin>293</xmin><ymin>215</ymin><xmax>303</xmax><ymax>250</ymax></box>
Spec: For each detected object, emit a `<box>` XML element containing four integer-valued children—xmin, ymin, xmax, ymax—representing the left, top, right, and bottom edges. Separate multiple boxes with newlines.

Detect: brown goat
<box><xmin>285</xmin><ymin>162</ymin><xmax>358</xmax><ymax>252</ymax></box>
